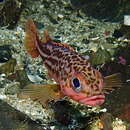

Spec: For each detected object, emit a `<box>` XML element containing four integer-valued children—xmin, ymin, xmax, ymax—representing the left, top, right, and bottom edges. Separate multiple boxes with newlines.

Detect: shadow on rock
<box><xmin>70</xmin><ymin>0</ymin><xmax>130</xmax><ymax>21</ymax></box>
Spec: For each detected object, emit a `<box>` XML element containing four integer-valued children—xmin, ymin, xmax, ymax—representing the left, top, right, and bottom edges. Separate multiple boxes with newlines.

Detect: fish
<box><xmin>18</xmin><ymin>19</ymin><xmax>123</xmax><ymax>107</ymax></box>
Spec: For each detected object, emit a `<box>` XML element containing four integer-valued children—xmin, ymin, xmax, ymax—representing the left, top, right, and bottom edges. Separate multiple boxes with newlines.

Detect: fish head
<box><xmin>60</xmin><ymin>67</ymin><xmax>105</xmax><ymax>106</ymax></box>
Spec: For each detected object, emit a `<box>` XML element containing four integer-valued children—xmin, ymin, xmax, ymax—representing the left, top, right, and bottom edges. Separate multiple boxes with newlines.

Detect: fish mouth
<box><xmin>79</xmin><ymin>94</ymin><xmax>105</xmax><ymax>106</ymax></box>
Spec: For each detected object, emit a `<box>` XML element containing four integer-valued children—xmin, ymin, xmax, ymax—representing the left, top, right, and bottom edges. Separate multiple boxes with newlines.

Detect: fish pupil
<box><xmin>73</xmin><ymin>78</ymin><xmax>80</xmax><ymax>89</ymax></box>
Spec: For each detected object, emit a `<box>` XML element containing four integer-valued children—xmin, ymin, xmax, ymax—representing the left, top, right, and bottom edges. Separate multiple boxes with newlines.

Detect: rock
<box><xmin>118</xmin><ymin>104</ymin><xmax>130</xmax><ymax>122</ymax></box>
<box><xmin>113</xmin><ymin>24</ymin><xmax>130</xmax><ymax>39</ymax></box>
<box><xmin>0</xmin><ymin>100</ymin><xmax>29</xmax><ymax>130</ymax></box>
<box><xmin>100</xmin><ymin>113</ymin><xmax>113</xmax><ymax>130</ymax></box>
<box><xmin>0</xmin><ymin>45</ymin><xmax>12</xmax><ymax>63</ymax></box>
<box><xmin>113</xmin><ymin>118</ymin><xmax>127</xmax><ymax>130</ymax></box>
<box><xmin>70</xmin><ymin>0</ymin><xmax>130</xmax><ymax>21</ymax></box>
<box><xmin>113</xmin><ymin>29</ymin><xmax>124</xmax><ymax>38</ymax></box>
<box><xmin>0</xmin><ymin>99</ymin><xmax>44</xmax><ymax>130</ymax></box>
<box><xmin>5</xmin><ymin>82</ymin><xmax>20</xmax><ymax>95</ymax></box>
<box><xmin>51</xmin><ymin>100</ymin><xmax>72</xmax><ymax>126</ymax></box>
<box><xmin>0</xmin><ymin>0</ymin><xmax>26</xmax><ymax>29</ymax></box>
<box><xmin>7</xmin><ymin>69</ymin><xmax>30</xmax><ymax>88</ymax></box>
<box><xmin>0</xmin><ymin>58</ymin><xmax>16</xmax><ymax>75</ymax></box>
<box><xmin>27</xmin><ymin>74</ymin><xmax>43</xmax><ymax>83</ymax></box>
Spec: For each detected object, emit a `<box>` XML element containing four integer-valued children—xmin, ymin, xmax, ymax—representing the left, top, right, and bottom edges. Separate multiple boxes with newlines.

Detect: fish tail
<box><xmin>24</xmin><ymin>19</ymin><xmax>40</xmax><ymax>58</ymax></box>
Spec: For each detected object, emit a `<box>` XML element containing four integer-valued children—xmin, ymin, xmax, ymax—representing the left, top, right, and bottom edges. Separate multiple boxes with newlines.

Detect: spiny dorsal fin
<box><xmin>24</xmin><ymin>19</ymin><xmax>40</xmax><ymax>58</ymax></box>
<box><xmin>42</xmin><ymin>30</ymin><xmax>75</xmax><ymax>51</ymax></box>
<box><xmin>42</xmin><ymin>30</ymin><xmax>52</xmax><ymax>43</ymax></box>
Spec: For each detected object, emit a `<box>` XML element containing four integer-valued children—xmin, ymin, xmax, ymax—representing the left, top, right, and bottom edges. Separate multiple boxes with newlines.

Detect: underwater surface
<box><xmin>0</xmin><ymin>0</ymin><xmax>130</xmax><ymax>130</ymax></box>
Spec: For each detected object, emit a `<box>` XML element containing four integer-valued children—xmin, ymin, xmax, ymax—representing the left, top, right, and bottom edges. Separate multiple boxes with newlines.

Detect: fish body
<box><xmin>22</xmin><ymin>19</ymin><xmax>122</xmax><ymax>106</ymax></box>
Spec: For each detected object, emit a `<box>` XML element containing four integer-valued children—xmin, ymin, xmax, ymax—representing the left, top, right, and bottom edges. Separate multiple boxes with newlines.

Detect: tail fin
<box><xmin>24</xmin><ymin>19</ymin><xmax>40</xmax><ymax>58</ymax></box>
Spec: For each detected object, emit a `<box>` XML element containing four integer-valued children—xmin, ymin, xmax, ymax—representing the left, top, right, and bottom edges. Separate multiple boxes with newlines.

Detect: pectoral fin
<box><xmin>18</xmin><ymin>84</ymin><xmax>63</xmax><ymax>106</ymax></box>
<box><xmin>103</xmin><ymin>73</ymin><xmax>124</xmax><ymax>94</ymax></box>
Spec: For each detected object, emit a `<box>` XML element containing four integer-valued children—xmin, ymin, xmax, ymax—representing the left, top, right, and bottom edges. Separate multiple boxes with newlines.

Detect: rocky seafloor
<box><xmin>0</xmin><ymin>0</ymin><xmax>130</xmax><ymax>129</ymax></box>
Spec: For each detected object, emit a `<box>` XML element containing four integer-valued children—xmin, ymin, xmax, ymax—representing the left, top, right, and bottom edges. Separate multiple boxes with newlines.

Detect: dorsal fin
<box><xmin>24</xmin><ymin>19</ymin><xmax>40</xmax><ymax>58</ymax></box>
<box><xmin>42</xmin><ymin>30</ymin><xmax>52</xmax><ymax>43</ymax></box>
<box><xmin>42</xmin><ymin>30</ymin><xmax>75</xmax><ymax>51</ymax></box>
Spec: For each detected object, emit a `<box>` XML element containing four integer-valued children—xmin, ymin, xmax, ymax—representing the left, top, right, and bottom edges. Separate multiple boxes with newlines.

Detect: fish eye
<box><xmin>72</xmin><ymin>77</ymin><xmax>81</xmax><ymax>92</ymax></box>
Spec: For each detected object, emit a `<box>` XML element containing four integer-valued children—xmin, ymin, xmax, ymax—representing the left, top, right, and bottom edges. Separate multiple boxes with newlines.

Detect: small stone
<box><xmin>100</xmin><ymin>108</ymin><xmax>107</xmax><ymax>113</ymax></box>
<box><xmin>0</xmin><ymin>45</ymin><xmax>12</xmax><ymax>63</ymax></box>
<box><xmin>58</xmin><ymin>14</ymin><xmax>64</xmax><ymax>19</ymax></box>
<box><xmin>0</xmin><ymin>58</ymin><xmax>17</xmax><ymax>75</ymax></box>
<box><xmin>27</xmin><ymin>74</ymin><xmax>43</xmax><ymax>83</ymax></box>
<box><xmin>82</xmin><ymin>39</ymin><xmax>90</xmax><ymax>44</ymax></box>
<box><xmin>124</xmin><ymin>15</ymin><xmax>130</xmax><ymax>26</ymax></box>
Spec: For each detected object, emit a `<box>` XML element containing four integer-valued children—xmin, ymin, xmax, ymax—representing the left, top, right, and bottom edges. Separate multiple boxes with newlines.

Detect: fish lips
<box><xmin>61</xmin><ymin>87</ymin><xmax>105</xmax><ymax>106</ymax></box>
<box><xmin>79</xmin><ymin>95</ymin><xmax>105</xmax><ymax>106</ymax></box>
